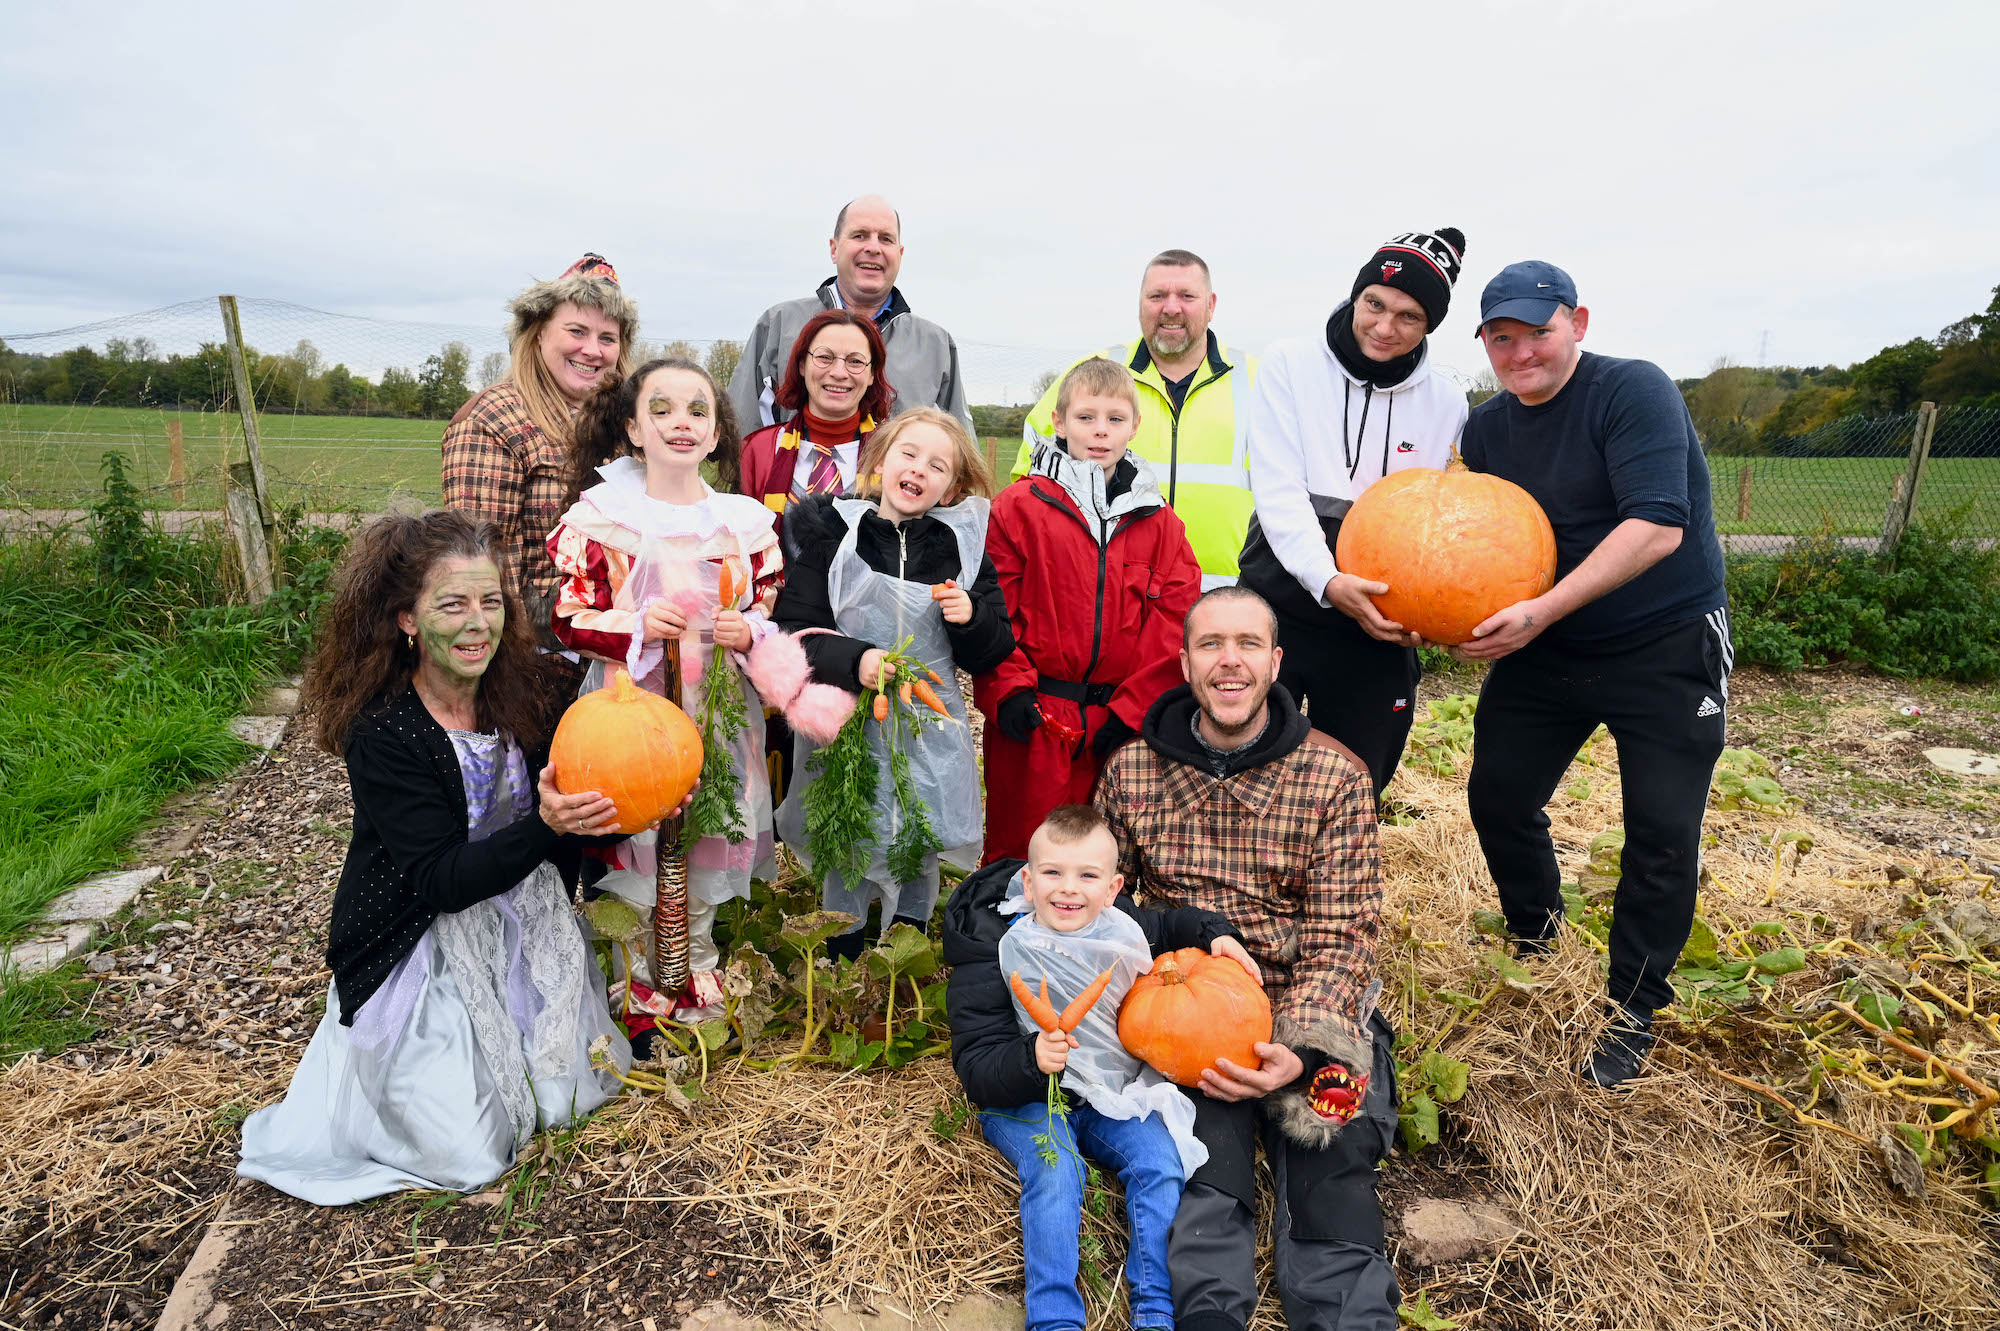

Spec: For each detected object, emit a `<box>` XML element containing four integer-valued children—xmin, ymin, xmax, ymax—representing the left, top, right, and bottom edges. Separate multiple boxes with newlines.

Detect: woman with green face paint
<box><xmin>240</xmin><ymin>509</ymin><xmax>684</xmax><ymax>1205</ymax></box>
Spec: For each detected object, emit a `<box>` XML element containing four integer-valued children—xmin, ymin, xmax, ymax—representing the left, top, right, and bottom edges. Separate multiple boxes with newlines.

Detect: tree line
<box><xmin>0</xmin><ymin>335</ymin><xmax>744</xmax><ymax>421</ymax></box>
<box><xmin>1677</xmin><ymin>284</ymin><xmax>2000</xmax><ymax>455</ymax></box>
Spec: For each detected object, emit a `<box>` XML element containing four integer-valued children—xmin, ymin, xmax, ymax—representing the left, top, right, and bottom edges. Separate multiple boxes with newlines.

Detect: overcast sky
<box><xmin>3</xmin><ymin>0</ymin><xmax>1996</xmax><ymax>400</ymax></box>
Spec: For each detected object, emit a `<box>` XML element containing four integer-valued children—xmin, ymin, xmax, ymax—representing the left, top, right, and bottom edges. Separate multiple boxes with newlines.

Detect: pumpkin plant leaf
<box><xmin>1750</xmin><ymin>946</ymin><xmax>1808</xmax><ymax>976</ymax></box>
<box><xmin>1417</xmin><ymin>1050</ymin><xmax>1470</xmax><ymax>1104</ymax></box>
<box><xmin>581</xmin><ymin>896</ymin><xmax>645</xmax><ymax>944</ymax></box>
<box><xmin>1470</xmin><ymin>910</ymin><xmax>1508</xmax><ymax>937</ymax></box>
<box><xmin>1398</xmin><ymin>1091</ymin><xmax>1440</xmax><ymax>1153</ymax></box>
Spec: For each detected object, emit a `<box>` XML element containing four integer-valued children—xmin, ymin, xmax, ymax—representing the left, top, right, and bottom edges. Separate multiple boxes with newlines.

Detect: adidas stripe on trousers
<box><xmin>1467</xmin><ymin>609</ymin><xmax>1732</xmax><ymax>1013</ymax></box>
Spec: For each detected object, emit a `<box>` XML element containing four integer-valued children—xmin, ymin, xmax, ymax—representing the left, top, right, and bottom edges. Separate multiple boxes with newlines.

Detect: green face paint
<box><xmin>408</xmin><ymin>556</ymin><xmax>505</xmax><ymax>685</ymax></box>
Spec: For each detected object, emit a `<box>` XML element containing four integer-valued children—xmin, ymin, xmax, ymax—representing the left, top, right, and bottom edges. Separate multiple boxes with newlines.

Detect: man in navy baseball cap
<box><xmin>1477</xmin><ymin>260</ymin><xmax>1580</xmax><ymax>332</ymax></box>
<box><xmin>1456</xmin><ymin>257</ymin><xmax>1732</xmax><ymax>1092</ymax></box>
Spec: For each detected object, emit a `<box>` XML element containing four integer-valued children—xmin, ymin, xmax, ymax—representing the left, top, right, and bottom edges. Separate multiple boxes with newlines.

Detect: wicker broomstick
<box><xmin>652</xmin><ymin>631</ymin><xmax>692</xmax><ymax>996</ymax></box>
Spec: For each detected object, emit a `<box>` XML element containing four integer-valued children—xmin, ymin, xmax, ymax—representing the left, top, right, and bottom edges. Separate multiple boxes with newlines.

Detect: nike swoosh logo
<box><xmin>1536</xmin><ymin>283</ymin><xmax>1552</xmax><ymax>288</ymax></box>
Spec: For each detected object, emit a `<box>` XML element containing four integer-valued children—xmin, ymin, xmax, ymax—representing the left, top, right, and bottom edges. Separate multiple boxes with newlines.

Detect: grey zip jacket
<box><xmin>727</xmin><ymin>277</ymin><xmax>972</xmax><ymax>432</ymax></box>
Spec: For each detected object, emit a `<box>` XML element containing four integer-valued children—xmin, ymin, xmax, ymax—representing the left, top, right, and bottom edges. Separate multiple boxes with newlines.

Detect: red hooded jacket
<box><xmin>973</xmin><ymin>443</ymin><xmax>1201</xmax><ymax>863</ymax></box>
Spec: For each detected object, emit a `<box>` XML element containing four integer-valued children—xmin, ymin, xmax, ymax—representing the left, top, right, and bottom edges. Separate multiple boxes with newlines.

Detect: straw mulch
<box><xmin>1378</xmin><ymin>732</ymin><xmax>2000</xmax><ymax>1331</ymax></box>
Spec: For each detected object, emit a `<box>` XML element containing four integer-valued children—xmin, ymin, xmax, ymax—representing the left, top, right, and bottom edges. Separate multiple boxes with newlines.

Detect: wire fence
<box><xmin>4</xmin><ymin>296</ymin><xmax>1995</xmax><ymax>556</ymax></box>
<box><xmin>1705</xmin><ymin>405</ymin><xmax>2000</xmax><ymax>551</ymax></box>
<box><xmin>0</xmin><ymin>297</ymin><xmax>1087</xmax><ymax>515</ymax></box>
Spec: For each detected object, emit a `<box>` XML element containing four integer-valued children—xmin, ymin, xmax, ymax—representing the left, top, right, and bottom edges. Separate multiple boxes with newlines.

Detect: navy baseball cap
<box><xmin>1477</xmin><ymin>260</ymin><xmax>1578</xmax><ymax>333</ymax></box>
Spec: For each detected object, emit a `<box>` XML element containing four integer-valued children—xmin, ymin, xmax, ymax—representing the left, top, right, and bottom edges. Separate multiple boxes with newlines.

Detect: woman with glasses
<box><xmin>737</xmin><ymin>309</ymin><xmax>894</xmax><ymax>806</ymax></box>
<box><xmin>738</xmin><ymin>310</ymin><xmax>894</xmax><ymax>540</ymax></box>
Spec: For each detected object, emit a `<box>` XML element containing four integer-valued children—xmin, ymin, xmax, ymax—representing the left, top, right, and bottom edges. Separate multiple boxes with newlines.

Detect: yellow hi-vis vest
<box><xmin>1012</xmin><ymin>333</ymin><xmax>1256</xmax><ymax>583</ymax></box>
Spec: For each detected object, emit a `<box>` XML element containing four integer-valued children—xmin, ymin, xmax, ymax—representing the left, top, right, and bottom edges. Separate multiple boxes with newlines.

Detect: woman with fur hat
<box><xmin>443</xmin><ymin>253</ymin><xmax>640</xmax><ymax>684</ymax></box>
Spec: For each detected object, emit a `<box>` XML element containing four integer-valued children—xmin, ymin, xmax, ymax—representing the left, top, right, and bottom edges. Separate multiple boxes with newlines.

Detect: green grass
<box><xmin>1708</xmin><ymin>455</ymin><xmax>2000</xmax><ymax>537</ymax></box>
<box><xmin>0</xmin><ymin>960</ymin><xmax>101</xmax><ymax>1061</ymax></box>
<box><xmin>0</xmin><ymin>401</ymin><xmax>445</xmax><ymax>510</ymax></box>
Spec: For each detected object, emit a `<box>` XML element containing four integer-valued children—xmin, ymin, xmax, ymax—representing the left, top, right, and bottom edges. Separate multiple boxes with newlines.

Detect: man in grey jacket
<box><xmin>727</xmin><ymin>195</ymin><xmax>972</xmax><ymax>431</ymax></box>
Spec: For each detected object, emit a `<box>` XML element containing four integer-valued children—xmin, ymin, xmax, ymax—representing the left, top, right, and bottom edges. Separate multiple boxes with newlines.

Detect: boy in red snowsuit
<box><xmin>974</xmin><ymin>358</ymin><xmax>1202</xmax><ymax>864</ymax></box>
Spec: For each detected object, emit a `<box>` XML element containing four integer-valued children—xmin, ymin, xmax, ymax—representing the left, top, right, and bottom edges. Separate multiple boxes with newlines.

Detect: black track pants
<box><xmin>1466</xmin><ymin>611</ymin><xmax>1732</xmax><ymax>1013</ymax></box>
<box><xmin>1274</xmin><ymin>606</ymin><xmax>1420</xmax><ymax>802</ymax></box>
<box><xmin>1168</xmin><ymin>1012</ymin><xmax>1401</xmax><ymax>1331</ymax></box>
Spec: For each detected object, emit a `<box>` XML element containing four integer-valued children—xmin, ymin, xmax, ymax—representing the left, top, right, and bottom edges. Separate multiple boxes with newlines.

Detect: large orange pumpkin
<box><xmin>549</xmin><ymin>668</ymin><xmax>703</xmax><ymax>835</ymax></box>
<box><xmin>1333</xmin><ymin>464</ymin><xmax>1557</xmax><ymax>645</ymax></box>
<box><xmin>1118</xmin><ymin>947</ymin><xmax>1273</xmax><ymax>1087</ymax></box>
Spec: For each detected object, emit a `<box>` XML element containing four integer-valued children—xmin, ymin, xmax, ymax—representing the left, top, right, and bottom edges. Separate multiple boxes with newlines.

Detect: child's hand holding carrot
<box><xmin>859</xmin><ymin>649</ymin><xmax>896</xmax><ymax>690</ymax></box>
<box><xmin>1034</xmin><ymin>1026</ymin><xmax>1079</xmax><ymax>1074</ymax></box>
<box><xmin>931</xmin><ymin>579</ymin><xmax>972</xmax><ymax>626</ymax></box>
<box><xmin>712</xmin><ymin>608</ymin><xmax>753</xmax><ymax>651</ymax></box>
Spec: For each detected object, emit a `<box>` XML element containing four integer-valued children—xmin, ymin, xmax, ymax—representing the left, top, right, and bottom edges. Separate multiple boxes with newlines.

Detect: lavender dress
<box><xmin>238</xmin><ymin>731</ymin><xmax>630</xmax><ymax>1205</ymax></box>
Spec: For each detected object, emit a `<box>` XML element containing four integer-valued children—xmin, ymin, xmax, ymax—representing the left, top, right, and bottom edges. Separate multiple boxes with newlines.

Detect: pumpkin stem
<box><xmin>1154</xmin><ymin>956</ymin><xmax>1189</xmax><ymax>986</ymax></box>
<box><xmin>611</xmin><ymin>667</ymin><xmax>638</xmax><ymax>700</ymax></box>
<box><xmin>1446</xmin><ymin>445</ymin><xmax>1468</xmax><ymax>473</ymax></box>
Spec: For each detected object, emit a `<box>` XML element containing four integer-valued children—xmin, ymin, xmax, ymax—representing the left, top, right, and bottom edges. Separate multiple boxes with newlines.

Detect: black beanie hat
<box><xmin>1351</xmin><ymin>228</ymin><xmax>1466</xmax><ymax>331</ymax></box>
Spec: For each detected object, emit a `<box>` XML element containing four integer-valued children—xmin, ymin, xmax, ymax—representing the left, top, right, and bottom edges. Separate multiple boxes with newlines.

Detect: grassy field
<box><xmin>1707</xmin><ymin>454</ymin><xmax>1999</xmax><ymax>537</ymax></box>
<box><xmin>6</xmin><ymin>403</ymin><xmax>1996</xmax><ymax>536</ymax></box>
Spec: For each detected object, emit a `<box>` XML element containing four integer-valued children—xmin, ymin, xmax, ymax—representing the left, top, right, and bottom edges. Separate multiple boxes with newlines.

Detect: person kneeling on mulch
<box><xmin>944</xmin><ymin>803</ymin><xmax>1259</xmax><ymax>1331</ymax></box>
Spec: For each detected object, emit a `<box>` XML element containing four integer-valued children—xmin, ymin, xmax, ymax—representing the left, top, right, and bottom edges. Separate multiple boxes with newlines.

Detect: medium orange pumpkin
<box><xmin>1117</xmin><ymin>947</ymin><xmax>1272</xmax><ymax>1087</ymax></box>
<box><xmin>1333</xmin><ymin>464</ymin><xmax>1557</xmax><ymax>645</ymax></box>
<box><xmin>550</xmin><ymin>668</ymin><xmax>703</xmax><ymax>835</ymax></box>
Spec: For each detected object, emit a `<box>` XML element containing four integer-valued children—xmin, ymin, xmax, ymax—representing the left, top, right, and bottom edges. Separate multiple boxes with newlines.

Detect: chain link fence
<box><xmin>0</xmin><ymin>298</ymin><xmax>1084</xmax><ymax>516</ymax></box>
<box><xmin>1705</xmin><ymin>404</ymin><xmax>2000</xmax><ymax>552</ymax></box>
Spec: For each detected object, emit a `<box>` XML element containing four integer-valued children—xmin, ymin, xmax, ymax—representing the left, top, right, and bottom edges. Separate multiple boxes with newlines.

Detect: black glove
<box><xmin>1091</xmin><ymin>712</ymin><xmax>1137</xmax><ymax>757</ymax></box>
<box><xmin>996</xmin><ymin>691</ymin><xmax>1045</xmax><ymax>744</ymax></box>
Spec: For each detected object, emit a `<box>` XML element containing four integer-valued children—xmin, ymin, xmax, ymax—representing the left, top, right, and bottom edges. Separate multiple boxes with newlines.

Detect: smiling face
<box><xmin>873</xmin><ymin>421</ymin><xmax>960</xmax><ymax>522</ymax></box>
<box><xmin>1022</xmin><ymin>824</ymin><xmax>1124</xmax><ymax>934</ymax></box>
<box><xmin>1056</xmin><ymin>391</ymin><xmax>1139</xmax><ymax>476</ymax></box>
<box><xmin>1181</xmin><ymin>593</ymin><xmax>1282</xmax><ymax>746</ymax></box>
<box><xmin>802</xmin><ymin>322</ymin><xmax>875</xmax><ymax>420</ymax></box>
<box><xmin>537</xmin><ymin>301</ymin><xmax>623</xmax><ymax>403</ymax></box>
<box><xmin>1481</xmin><ymin>306</ymin><xmax>1590</xmax><ymax>405</ymax></box>
<box><xmin>1351</xmin><ymin>283</ymin><xmax>1429</xmax><ymax>362</ymax></box>
<box><xmin>1138</xmin><ymin>262</ymin><xmax>1215</xmax><ymax>363</ymax></box>
<box><xmin>627</xmin><ymin>366</ymin><xmax>719</xmax><ymax>476</ymax></box>
<box><xmin>397</xmin><ymin>555</ymin><xmax>505</xmax><ymax>687</ymax></box>
<box><xmin>829</xmin><ymin>197</ymin><xmax>903</xmax><ymax>307</ymax></box>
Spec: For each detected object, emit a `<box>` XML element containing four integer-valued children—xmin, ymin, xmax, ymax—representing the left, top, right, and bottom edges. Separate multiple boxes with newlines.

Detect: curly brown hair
<box><xmin>303</xmin><ymin>509</ymin><xmax>555</xmax><ymax>755</ymax></box>
<box><xmin>564</xmin><ymin>358</ymin><xmax>742</xmax><ymax>512</ymax></box>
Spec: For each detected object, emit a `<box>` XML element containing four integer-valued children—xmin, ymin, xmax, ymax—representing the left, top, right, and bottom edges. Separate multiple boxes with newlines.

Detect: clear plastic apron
<box><xmin>776</xmin><ymin>497</ymin><xmax>986</xmax><ymax>918</ymax></box>
<box><xmin>582</xmin><ymin>527</ymin><xmax>773</xmax><ymax>906</ymax></box>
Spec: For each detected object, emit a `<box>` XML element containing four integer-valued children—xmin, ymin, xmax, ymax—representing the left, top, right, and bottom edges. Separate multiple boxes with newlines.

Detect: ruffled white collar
<box><xmin>578</xmin><ymin>456</ymin><xmax>772</xmax><ymax>541</ymax></box>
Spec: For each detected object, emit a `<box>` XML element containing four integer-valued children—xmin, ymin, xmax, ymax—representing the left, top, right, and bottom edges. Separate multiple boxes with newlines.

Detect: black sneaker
<box><xmin>1584</xmin><ymin>1004</ymin><xmax>1657</xmax><ymax>1089</ymax></box>
<box><xmin>1512</xmin><ymin>933</ymin><xmax>1556</xmax><ymax>961</ymax></box>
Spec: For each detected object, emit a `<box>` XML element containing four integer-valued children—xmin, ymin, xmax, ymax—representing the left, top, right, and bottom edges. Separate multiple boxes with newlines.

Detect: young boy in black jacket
<box><xmin>774</xmin><ymin>408</ymin><xmax>1014</xmax><ymax>958</ymax></box>
<box><xmin>945</xmin><ymin>805</ymin><xmax>1260</xmax><ymax>1331</ymax></box>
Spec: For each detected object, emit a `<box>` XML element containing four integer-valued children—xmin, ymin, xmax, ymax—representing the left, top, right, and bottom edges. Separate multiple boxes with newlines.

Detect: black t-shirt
<box><xmin>1461</xmin><ymin>352</ymin><xmax>1724</xmax><ymax>645</ymax></box>
<box><xmin>1162</xmin><ymin>369</ymin><xmax>1194</xmax><ymax>413</ymax></box>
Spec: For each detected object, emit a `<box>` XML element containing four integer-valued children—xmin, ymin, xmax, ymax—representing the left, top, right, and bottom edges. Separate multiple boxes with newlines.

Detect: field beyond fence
<box><xmin>6</xmin><ymin>400</ymin><xmax>1997</xmax><ymax>543</ymax></box>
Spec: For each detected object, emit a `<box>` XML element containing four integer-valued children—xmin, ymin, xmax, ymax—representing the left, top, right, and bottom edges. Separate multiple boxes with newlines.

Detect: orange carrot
<box><xmin>911</xmin><ymin>679</ymin><xmax>950</xmax><ymax>717</ymax></box>
<box><xmin>717</xmin><ymin>561</ymin><xmax>737</xmax><ymax>608</ymax></box>
<box><xmin>1009</xmin><ymin>971</ymin><xmax>1061</xmax><ymax>1032</ymax></box>
<box><xmin>924</xmin><ymin>667</ymin><xmax>943</xmax><ymax>685</ymax></box>
<box><xmin>930</xmin><ymin>583</ymin><xmax>950</xmax><ymax>601</ymax></box>
<box><xmin>871</xmin><ymin>692</ymin><xmax>890</xmax><ymax>723</ymax></box>
<box><xmin>899</xmin><ymin>682</ymin><xmax>913</xmax><ymax>707</ymax></box>
<box><xmin>1057</xmin><ymin>967</ymin><xmax>1117</xmax><ymax>1032</ymax></box>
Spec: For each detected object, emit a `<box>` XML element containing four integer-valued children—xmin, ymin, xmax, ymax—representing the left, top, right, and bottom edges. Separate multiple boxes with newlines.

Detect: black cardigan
<box><xmin>774</xmin><ymin>495</ymin><xmax>1014</xmax><ymax>691</ymax></box>
<box><xmin>942</xmin><ymin>857</ymin><xmax>1242</xmax><ymax>1110</ymax></box>
<box><xmin>325</xmin><ymin>685</ymin><xmax>597</xmax><ymax>1024</ymax></box>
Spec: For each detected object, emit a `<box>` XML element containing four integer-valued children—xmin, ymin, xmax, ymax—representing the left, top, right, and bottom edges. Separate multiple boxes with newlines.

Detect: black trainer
<box><xmin>1584</xmin><ymin>1004</ymin><xmax>1657</xmax><ymax>1089</ymax></box>
<box><xmin>1512</xmin><ymin>932</ymin><xmax>1556</xmax><ymax>961</ymax></box>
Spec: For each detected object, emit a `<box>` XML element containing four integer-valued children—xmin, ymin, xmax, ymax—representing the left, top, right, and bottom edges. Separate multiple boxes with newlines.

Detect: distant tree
<box><xmin>378</xmin><ymin>365</ymin><xmax>421</xmax><ymax>416</ymax></box>
<box><xmin>658</xmin><ymin>339</ymin><xmax>703</xmax><ymax>364</ymax></box>
<box><xmin>1032</xmin><ymin>368</ymin><xmax>1060</xmax><ymax>398</ymax></box>
<box><xmin>1467</xmin><ymin>368</ymin><xmax>1501</xmax><ymax>407</ymax></box>
<box><xmin>705</xmin><ymin>339</ymin><xmax>743</xmax><ymax>393</ymax></box>
<box><xmin>477</xmin><ymin>350</ymin><xmax>507</xmax><ymax>390</ymax></box>
<box><xmin>416</xmin><ymin>341</ymin><xmax>473</xmax><ymax>418</ymax></box>
<box><xmin>1851</xmin><ymin>338</ymin><xmax>1941</xmax><ymax>413</ymax></box>
<box><xmin>105</xmin><ymin>338</ymin><xmax>132</xmax><ymax>364</ymax></box>
<box><xmin>131</xmin><ymin>336</ymin><xmax>157</xmax><ymax>362</ymax></box>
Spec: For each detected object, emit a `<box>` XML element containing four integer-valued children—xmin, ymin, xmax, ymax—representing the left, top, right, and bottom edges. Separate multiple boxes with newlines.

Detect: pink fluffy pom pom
<box><xmin>745</xmin><ymin>630</ymin><xmax>811</xmax><ymax>709</ymax></box>
<box><xmin>787</xmin><ymin>683</ymin><xmax>858</xmax><ymax>745</ymax></box>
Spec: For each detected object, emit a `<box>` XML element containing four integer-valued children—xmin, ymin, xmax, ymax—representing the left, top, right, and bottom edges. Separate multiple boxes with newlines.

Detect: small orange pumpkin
<box><xmin>1333</xmin><ymin>463</ymin><xmax>1557</xmax><ymax>645</ymax></box>
<box><xmin>1118</xmin><ymin>947</ymin><xmax>1272</xmax><ymax>1087</ymax></box>
<box><xmin>550</xmin><ymin>668</ymin><xmax>703</xmax><ymax>834</ymax></box>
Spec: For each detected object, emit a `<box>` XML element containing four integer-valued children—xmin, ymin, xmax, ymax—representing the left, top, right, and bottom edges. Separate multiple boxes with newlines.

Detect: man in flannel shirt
<box><xmin>1094</xmin><ymin>585</ymin><xmax>1400</xmax><ymax>1331</ymax></box>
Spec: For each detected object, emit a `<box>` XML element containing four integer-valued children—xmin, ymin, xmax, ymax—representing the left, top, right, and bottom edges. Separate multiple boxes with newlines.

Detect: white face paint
<box><xmin>627</xmin><ymin>366</ymin><xmax>719</xmax><ymax>479</ymax></box>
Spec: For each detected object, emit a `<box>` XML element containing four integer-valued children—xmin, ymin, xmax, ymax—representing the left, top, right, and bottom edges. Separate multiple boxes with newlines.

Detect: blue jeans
<box><xmin>980</xmin><ymin>1099</ymin><xmax>1182</xmax><ymax>1331</ymax></box>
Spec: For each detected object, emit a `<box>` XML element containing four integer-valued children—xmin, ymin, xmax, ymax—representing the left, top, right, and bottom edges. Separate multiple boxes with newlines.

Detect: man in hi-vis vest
<box><xmin>1013</xmin><ymin>250</ymin><xmax>1256</xmax><ymax>590</ymax></box>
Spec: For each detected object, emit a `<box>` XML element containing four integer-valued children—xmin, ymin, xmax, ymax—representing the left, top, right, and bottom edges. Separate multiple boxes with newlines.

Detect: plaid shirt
<box><xmin>441</xmin><ymin>383</ymin><xmax>570</xmax><ymax>649</ymax></box>
<box><xmin>1093</xmin><ymin>731</ymin><xmax>1381</xmax><ymax>1064</ymax></box>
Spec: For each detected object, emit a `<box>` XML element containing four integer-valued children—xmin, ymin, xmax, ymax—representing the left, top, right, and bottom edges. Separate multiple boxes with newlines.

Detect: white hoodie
<box><xmin>1244</xmin><ymin>314</ymin><xmax>1467</xmax><ymax>607</ymax></box>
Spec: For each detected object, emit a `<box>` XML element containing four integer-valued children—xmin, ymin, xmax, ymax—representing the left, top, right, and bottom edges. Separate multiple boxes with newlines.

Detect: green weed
<box><xmin>0</xmin><ymin>961</ymin><xmax>102</xmax><ymax>1061</ymax></box>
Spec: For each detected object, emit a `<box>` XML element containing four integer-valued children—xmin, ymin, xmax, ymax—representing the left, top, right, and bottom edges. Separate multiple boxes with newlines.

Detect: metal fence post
<box><xmin>217</xmin><ymin>295</ymin><xmax>276</xmax><ymax>599</ymax></box>
<box><xmin>1881</xmin><ymin>401</ymin><xmax>1939</xmax><ymax>553</ymax></box>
